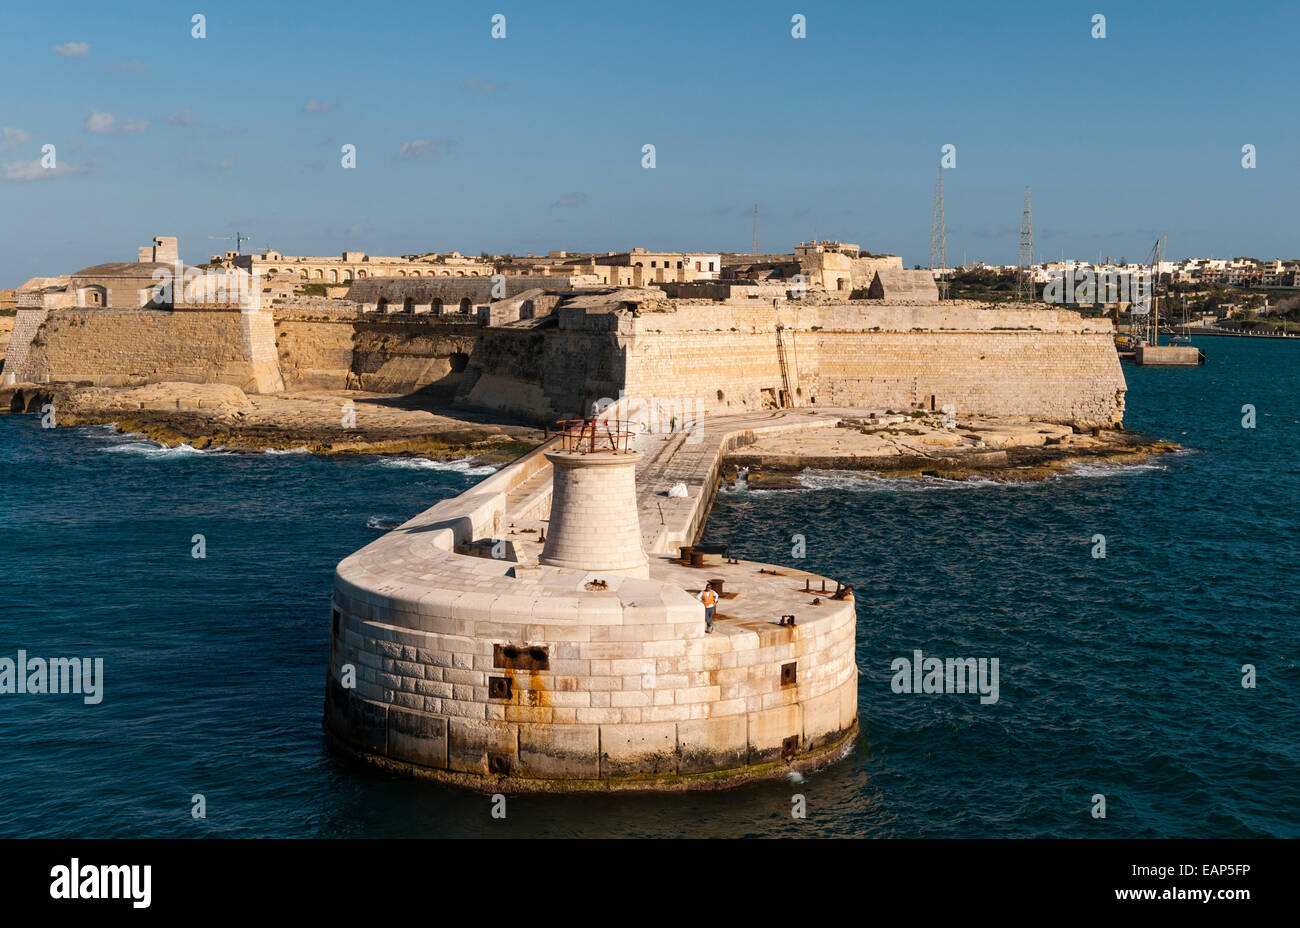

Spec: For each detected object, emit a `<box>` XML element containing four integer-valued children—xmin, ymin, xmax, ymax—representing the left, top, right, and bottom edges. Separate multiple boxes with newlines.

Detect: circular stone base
<box><xmin>324</xmin><ymin>721</ymin><xmax>859</xmax><ymax>794</ymax></box>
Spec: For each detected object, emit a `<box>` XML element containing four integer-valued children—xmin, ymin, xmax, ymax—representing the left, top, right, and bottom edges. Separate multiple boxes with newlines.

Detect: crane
<box><xmin>208</xmin><ymin>232</ymin><xmax>251</xmax><ymax>254</ymax></box>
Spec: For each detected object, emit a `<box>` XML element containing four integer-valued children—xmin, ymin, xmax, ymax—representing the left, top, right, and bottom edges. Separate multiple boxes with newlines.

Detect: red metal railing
<box><xmin>553</xmin><ymin>418</ymin><xmax>634</xmax><ymax>453</ymax></box>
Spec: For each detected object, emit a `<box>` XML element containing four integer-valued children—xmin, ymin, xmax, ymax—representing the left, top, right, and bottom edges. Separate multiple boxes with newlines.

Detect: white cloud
<box><xmin>396</xmin><ymin>139</ymin><xmax>454</xmax><ymax>160</ymax></box>
<box><xmin>1</xmin><ymin>159</ymin><xmax>95</xmax><ymax>182</ymax></box>
<box><xmin>53</xmin><ymin>42</ymin><xmax>90</xmax><ymax>57</ymax></box>
<box><xmin>83</xmin><ymin>111</ymin><xmax>150</xmax><ymax>135</ymax></box>
<box><xmin>0</xmin><ymin>128</ymin><xmax>32</xmax><ymax>152</ymax></box>
<box><xmin>167</xmin><ymin>104</ymin><xmax>194</xmax><ymax>126</ymax></box>
<box><xmin>302</xmin><ymin>100</ymin><xmax>336</xmax><ymax>113</ymax></box>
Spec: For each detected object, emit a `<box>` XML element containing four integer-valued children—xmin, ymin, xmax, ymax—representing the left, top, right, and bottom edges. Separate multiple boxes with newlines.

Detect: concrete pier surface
<box><xmin>325</xmin><ymin>409</ymin><xmax>859</xmax><ymax>791</ymax></box>
<box><xmin>1135</xmin><ymin>345</ymin><xmax>1202</xmax><ymax>366</ymax></box>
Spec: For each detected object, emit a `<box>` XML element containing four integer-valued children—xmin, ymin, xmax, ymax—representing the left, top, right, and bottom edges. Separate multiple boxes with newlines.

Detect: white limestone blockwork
<box><xmin>540</xmin><ymin>450</ymin><xmax>649</xmax><ymax>578</ymax></box>
<box><xmin>325</xmin><ymin>412</ymin><xmax>859</xmax><ymax>792</ymax></box>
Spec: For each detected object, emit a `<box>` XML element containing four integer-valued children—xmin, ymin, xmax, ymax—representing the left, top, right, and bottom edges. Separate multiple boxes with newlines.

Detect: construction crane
<box><xmin>209</xmin><ymin>232</ymin><xmax>251</xmax><ymax>254</ymax></box>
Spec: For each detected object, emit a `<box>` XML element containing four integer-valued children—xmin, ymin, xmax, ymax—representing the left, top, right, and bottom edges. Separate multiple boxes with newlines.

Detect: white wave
<box><xmin>1057</xmin><ymin>459</ymin><xmax>1166</xmax><ymax>479</ymax></box>
<box><xmin>102</xmin><ymin>441</ymin><xmax>218</xmax><ymax>459</ymax></box>
<box><xmin>263</xmin><ymin>447</ymin><xmax>313</xmax><ymax>455</ymax></box>
<box><xmin>366</xmin><ymin>515</ymin><xmax>405</xmax><ymax>531</ymax></box>
<box><xmin>797</xmin><ymin>470</ymin><xmax>1002</xmax><ymax>492</ymax></box>
<box><xmin>370</xmin><ymin>457</ymin><xmax>496</xmax><ymax>475</ymax></box>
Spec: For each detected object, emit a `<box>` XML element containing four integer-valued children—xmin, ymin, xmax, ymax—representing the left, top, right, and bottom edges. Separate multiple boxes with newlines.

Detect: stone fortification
<box><xmin>325</xmin><ymin>411</ymin><xmax>859</xmax><ymax>790</ymax></box>
<box><xmin>613</xmin><ymin>299</ymin><xmax>1126</xmax><ymax>428</ymax></box>
<box><xmin>344</xmin><ymin>276</ymin><xmax>572</xmax><ymax>312</ymax></box>
<box><xmin>7</xmin><ymin>305</ymin><xmax>283</xmax><ymax>393</ymax></box>
<box><xmin>5</xmin><ymin>277</ymin><xmax>1126</xmax><ymax>429</ymax></box>
<box><xmin>274</xmin><ymin>307</ymin><xmax>483</xmax><ymax>395</ymax></box>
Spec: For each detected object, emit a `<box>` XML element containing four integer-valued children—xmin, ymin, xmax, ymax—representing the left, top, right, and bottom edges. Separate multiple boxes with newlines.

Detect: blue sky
<box><xmin>2</xmin><ymin>0</ymin><xmax>1297</xmax><ymax>284</ymax></box>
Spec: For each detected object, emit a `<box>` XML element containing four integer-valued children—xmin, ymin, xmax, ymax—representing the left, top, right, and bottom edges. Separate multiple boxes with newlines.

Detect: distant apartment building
<box><xmin>592</xmin><ymin>248</ymin><xmax>722</xmax><ymax>283</ymax></box>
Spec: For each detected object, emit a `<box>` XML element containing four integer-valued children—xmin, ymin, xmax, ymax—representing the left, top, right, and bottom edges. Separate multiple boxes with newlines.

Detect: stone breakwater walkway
<box><xmin>325</xmin><ymin>408</ymin><xmax>859</xmax><ymax>790</ymax></box>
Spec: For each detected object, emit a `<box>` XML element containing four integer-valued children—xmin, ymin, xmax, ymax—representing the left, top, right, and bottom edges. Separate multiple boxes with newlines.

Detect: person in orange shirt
<box><xmin>696</xmin><ymin>582</ymin><xmax>719</xmax><ymax>634</ymax></box>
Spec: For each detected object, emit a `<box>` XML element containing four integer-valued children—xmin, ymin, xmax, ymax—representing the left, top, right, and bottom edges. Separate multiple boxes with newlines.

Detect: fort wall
<box><xmin>615</xmin><ymin>301</ymin><xmax>1126</xmax><ymax>427</ymax></box>
<box><xmin>3</xmin><ymin>295</ymin><xmax>1126</xmax><ymax>428</ymax></box>
<box><xmin>10</xmin><ymin>306</ymin><xmax>283</xmax><ymax>393</ymax></box>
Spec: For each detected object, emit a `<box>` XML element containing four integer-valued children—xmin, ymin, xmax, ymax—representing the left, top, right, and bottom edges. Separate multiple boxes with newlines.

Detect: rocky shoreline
<box><xmin>1</xmin><ymin>383</ymin><xmax>1180</xmax><ymax>478</ymax></box>
<box><xmin>1</xmin><ymin>381</ymin><xmax>544</xmax><ymax>464</ymax></box>
<box><xmin>723</xmin><ymin>413</ymin><xmax>1179</xmax><ymax>487</ymax></box>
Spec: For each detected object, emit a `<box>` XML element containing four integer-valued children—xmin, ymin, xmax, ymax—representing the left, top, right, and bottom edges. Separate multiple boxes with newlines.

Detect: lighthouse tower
<box><xmin>539</xmin><ymin>421</ymin><xmax>649</xmax><ymax>578</ymax></box>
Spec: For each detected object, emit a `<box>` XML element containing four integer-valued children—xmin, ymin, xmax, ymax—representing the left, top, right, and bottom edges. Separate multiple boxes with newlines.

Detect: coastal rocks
<box><xmin>2</xmin><ymin>381</ymin><xmax>545</xmax><ymax>459</ymax></box>
<box><xmin>724</xmin><ymin>414</ymin><xmax>1176</xmax><ymax>482</ymax></box>
<box><xmin>0</xmin><ymin>382</ymin><xmax>51</xmax><ymax>413</ymax></box>
<box><xmin>59</xmin><ymin>382</ymin><xmax>253</xmax><ymax>418</ymax></box>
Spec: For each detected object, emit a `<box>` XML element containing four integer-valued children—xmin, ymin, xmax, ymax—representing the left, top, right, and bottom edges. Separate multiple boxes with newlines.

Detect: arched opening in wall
<box><xmin>397</xmin><ymin>271</ymin><xmax>407</xmax><ymax>277</ymax></box>
<box><xmin>357</xmin><ymin>270</ymin><xmax>367</xmax><ymax>278</ymax></box>
<box><xmin>84</xmin><ymin>287</ymin><xmax>106</xmax><ymax>307</ymax></box>
<box><xmin>520</xmin><ymin>300</ymin><xmax>535</xmax><ymax>320</ymax></box>
<box><xmin>343</xmin><ymin>270</ymin><xmax>353</xmax><ymax>280</ymax></box>
<box><xmin>456</xmin><ymin>271</ymin><xmax>466</xmax><ymax>277</ymax></box>
<box><xmin>431</xmin><ymin>297</ymin><xmax>444</xmax><ymax>315</ymax></box>
<box><xmin>314</xmin><ymin>269</ymin><xmax>324</xmax><ymax>279</ymax></box>
<box><xmin>376</xmin><ymin>298</ymin><xmax>389</xmax><ymax>314</ymax></box>
<box><xmin>458</xmin><ymin>297</ymin><xmax>472</xmax><ymax>313</ymax></box>
<box><xmin>448</xmin><ymin>351</ymin><xmax>469</xmax><ymax>373</ymax></box>
<box><xmin>267</xmin><ymin>268</ymin><xmax>278</xmax><ymax>277</ymax></box>
<box><xmin>329</xmin><ymin>270</ymin><xmax>338</xmax><ymax>282</ymax></box>
<box><xmin>300</xmin><ymin>270</ymin><xmax>309</xmax><ymax>279</ymax></box>
<box><xmin>402</xmin><ymin>297</ymin><xmax>414</xmax><ymax>313</ymax></box>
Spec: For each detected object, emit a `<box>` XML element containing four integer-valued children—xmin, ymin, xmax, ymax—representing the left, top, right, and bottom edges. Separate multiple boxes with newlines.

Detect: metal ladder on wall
<box><xmin>775</xmin><ymin>324</ymin><xmax>795</xmax><ymax>408</ymax></box>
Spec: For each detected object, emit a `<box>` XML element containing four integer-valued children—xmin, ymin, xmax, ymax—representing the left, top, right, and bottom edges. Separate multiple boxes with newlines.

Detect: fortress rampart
<box><xmin>4</xmin><ymin>294</ymin><xmax>1126</xmax><ymax>428</ymax></box>
<box><xmin>6</xmin><ymin>305</ymin><xmax>283</xmax><ymax>393</ymax></box>
<box><xmin>616</xmin><ymin>302</ymin><xmax>1125</xmax><ymax>427</ymax></box>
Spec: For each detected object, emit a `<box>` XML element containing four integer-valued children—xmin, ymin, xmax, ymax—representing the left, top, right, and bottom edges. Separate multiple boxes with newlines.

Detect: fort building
<box><xmin>5</xmin><ymin>234</ymin><xmax>1126</xmax><ymax>426</ymax></box>
<box><xmin>208</xmin><ymin>248</ymin><xmax>495</xmax><ymax>282</ymax></box>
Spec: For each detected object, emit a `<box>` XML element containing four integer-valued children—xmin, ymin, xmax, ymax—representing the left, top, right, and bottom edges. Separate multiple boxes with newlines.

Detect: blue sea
<box><xmin>0</xmin><ymin>337</ymin><xmax>1295</xmax><ymax>837</ymax></box>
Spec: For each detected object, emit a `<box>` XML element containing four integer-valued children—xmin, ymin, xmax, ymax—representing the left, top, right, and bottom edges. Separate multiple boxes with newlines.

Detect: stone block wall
<box><xmin>11</xmin><ymin>306</ymin><xmax>284</xmax><ymax>393</ymax></box>
<box><xmin>273</xmin><ymin>312</ymin><xmax>485</xmax><ymax>394</ymax></box>
<box><xmin>327</xmin><ymin>560</ymin><xmax>857</xmax><ymax>786</ymax></box>
<box><xmin>273</xmin><ymin>317</ymin><xmax>358</xmax><ymax>390</ymax></box>
<box><xmin>615</xmin><ymin>301</ymin><xmax>1126</xmax><ymax>427</ymax></box>
<box><xmin>2</xmin><ymin>309</ymin><xmax>48</xmax><ymax>385</ymax></box>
